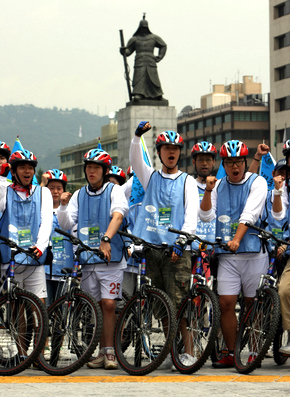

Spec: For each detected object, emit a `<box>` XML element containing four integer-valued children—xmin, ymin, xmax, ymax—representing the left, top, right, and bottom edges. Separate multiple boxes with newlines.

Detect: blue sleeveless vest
<box><xmin>45</xmin><ymin>213</ymin><xmax>74</xmax><ymax>277</ymax></box>
<box><xmin>215</xmin><ymin>174</ymin><xmax>262</xmax><ymax>254</ymax></box>
<box><xmin>77</xmin><ymin>184</ymin><xmax>124</xmax><ymax>264</ymax></box>
<box><xmin>0</xmin><ymin>186</ymin><xmax>47</xmax><ymax>265</ymax></box>
<box><xmin>133</xmin><ymin>171</ymin><xmax>187</xmax><ymax>245</ymax></box>
<box><xmin>192</xmin><ymin>185</ymin><xmax>216</xmax><ymax>250</ymax></box>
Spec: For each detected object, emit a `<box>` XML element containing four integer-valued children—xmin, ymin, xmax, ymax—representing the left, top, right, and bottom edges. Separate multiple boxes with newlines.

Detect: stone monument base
<box><xmin>117</xmin><ymin>104</ymin><xmax>177</xmax><ymax>173</ymax></box>
<box><xmin>126</xmin><ymin>98</ymin><xmax>169</xmax><ymax>107</ymax></box>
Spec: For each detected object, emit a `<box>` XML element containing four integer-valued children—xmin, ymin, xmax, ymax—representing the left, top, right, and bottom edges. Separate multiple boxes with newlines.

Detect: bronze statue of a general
<box><xmin>120</xmin><ymin>15</ymin><xmax>168</xmax><ymax>105</ymax></box>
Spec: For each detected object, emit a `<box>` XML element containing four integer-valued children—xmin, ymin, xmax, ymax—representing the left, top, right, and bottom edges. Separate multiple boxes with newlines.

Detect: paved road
<box><xmin>1</xmin><ymin>353</ymin><xmax>290</xmax><ymax>396</ymax></box>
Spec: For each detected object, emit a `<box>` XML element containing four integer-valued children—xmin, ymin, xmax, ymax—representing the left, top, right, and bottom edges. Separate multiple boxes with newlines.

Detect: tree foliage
<box><xmin>0</xmin><ymin>105</ymin><xmax>109</xmax><ymax>173</ymax></box>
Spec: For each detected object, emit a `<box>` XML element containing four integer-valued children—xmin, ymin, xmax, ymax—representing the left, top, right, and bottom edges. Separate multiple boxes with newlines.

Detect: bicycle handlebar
<box><xmin>168</xmin><ymin>227</ymin><xmax>230</xmax><ymax>251</ymax></box>
<box><xmin>117</xmin><ymin>229</ymin><xmax>170</xmax><ymax>252</ymax></box>
<box><xmin>245</xmin><ymin>222</ymin><xmax>290</xmax><ymax>247</ymax></box>
<box><xmin>54</xmin><ymin>227</ymin><xmax>105</xmax><ymax>260</ymax></box>
<box><xmin>0</xmin><ymin>235</ymin><xmax>39</xmax><ymax>262</ymax></box>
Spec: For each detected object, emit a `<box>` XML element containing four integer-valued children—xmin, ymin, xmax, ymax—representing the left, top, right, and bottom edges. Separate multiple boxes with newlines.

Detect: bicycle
<box><xmin>168</xmin><ymin>227</ymin><xmax>231</xmax><ymax>374</ymax></box>
<box><xmin>234</xmin><ymin>222</ymin><xmax>290</xmax><ymax>374</ymax></box>
<box><xmin>36</xmin><ymin>228</ymin><xmax>103</xmax><ymax>376</ymax></box>
<box><xmin>0</xmin><ymin>235</ymin><xmax>49</xmax><ymax>376</ymax></box>
<box><xmin>114</xmin><ymin>229</ymin><xmax>177</xmax><ymax>376</ymax></box>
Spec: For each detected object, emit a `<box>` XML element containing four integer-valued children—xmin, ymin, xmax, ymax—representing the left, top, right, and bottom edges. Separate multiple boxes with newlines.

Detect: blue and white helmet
<box><xmin>220</xmin><ymin>140</ymin><xmax>249</xmax><ymax>158</ymax></box>
<box><xmin>155</xmin><ymin>131</ymin><xmax>184</xmax><ymax>150</ymax></box>
<box><xmin>83</xmin><ymin>148</ymin><xmax>112</xmax><ymax>168</ymax></box>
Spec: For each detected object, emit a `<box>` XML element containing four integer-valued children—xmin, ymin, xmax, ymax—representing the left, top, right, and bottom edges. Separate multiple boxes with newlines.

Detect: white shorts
<box><xmin>1</xmin><ymin>264</ymin><xmax>47</xmax><ymax>299</ymax></box>
<box><xmin>81</xmin><ymin>268</ymin><xmax>124</xmax><ymax>302</ymax></box>
<box><xmin>217</xmin><ymin>255</ymin><xmax>269</xmax><ymax>297</ymax></box>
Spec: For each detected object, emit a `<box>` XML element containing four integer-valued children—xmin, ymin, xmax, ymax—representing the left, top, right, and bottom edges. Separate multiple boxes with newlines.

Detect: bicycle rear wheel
<box><xmin>114</xmin><ymin>286</ymin><xmax>177</xmax><ymax>376</ymax></box>
<box><xmin>234</xmin><ymin>286</ymin><xmax>280</xmax><ymax>374</ymax></box>
<box><xmin>0</xmin><ymin>288</ymin><xmax>48</xmax><ymax>376</ymax></box>
<box><xmin>172</xmin><ymin>284</ymin><xmax>220</xmax><ymax>374</ymax></box>
<box><xmin>37</xmin><ymin>289</ymin><xmax>102</xmax><ymax>375</ymax></box>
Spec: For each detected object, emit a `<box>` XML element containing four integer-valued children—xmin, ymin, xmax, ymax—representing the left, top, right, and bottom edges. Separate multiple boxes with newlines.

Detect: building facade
<box><xmin>59</xmin><ymin>116</ymin><xmax>118</xmax><ymax>186</ymax></box>
<box><xmin>270</xmin><ymin>0</ymin><xmax>290</xmax><ymax>158</ymax></box>
<box><xmin>178</xmin><ymin>76</ymin><xmax>269</xmax><ymax>176</ymax></box>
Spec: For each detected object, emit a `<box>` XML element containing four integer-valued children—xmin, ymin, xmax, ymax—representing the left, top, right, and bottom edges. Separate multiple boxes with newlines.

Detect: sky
<box><xmin>0</xmin><ymin>0</ymin><xmax>270</xmax><ymax>116</ymax></box>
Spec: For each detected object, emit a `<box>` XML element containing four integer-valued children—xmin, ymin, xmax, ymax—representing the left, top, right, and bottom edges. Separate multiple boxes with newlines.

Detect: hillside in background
<box><xmin>0</xmin><ymin>105</ymin><xmax>109</xmax><ymax>172</ymax></box>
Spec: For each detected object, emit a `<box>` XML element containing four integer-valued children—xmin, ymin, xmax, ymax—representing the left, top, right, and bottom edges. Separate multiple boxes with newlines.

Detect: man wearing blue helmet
<box><xmin>200</xmin><ymin>140</ymin><xmax>268</xmax><ymax>369</ymax></box>
<box><xmin>40</xmin><ymin>169</ymin><xmax>74</xmax><ymax>308</ymax></box>
<box><xmin>130</xmin><ymin>121</ymin><xmax>199</xmax><ymax>368</ymax></box>
<box><xmin>58</xmin><ymin>148</ymin><xmax>128</xmax><ymax>370</ymax></box>
<box><xmin>191</xmin><ymin>142</ymin><xmax>217</xmax><ymax>254</ymax></box>
<box><xmin>0</xmin><ymin>150</ymin><xmax>53</xmax><ymax>302</ymax></box>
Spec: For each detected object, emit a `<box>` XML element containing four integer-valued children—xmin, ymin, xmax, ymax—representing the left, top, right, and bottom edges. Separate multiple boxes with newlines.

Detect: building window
<box><xmin>61</xmin><ymin>155</ymin><xmax>66</xmax><ymax>163</ymax></box>
<box><xmin>274</xmin><ymin>2</ymin><xmax>285</xmax><ymax>18</ymax></box>
<box><xmin>214</xmin><ymin>134</ymin><xmax>222</xmax><ymax>143</ymax></box>
<box><xmin>279</xmin><ymin>34</ymin><xmax>285</xmax><ymax>49</ymax></box>
<box><xmin>205</xmin><ymin>118</ymin><xmax>212</xmax><ymax>127</ymax></box>
<box><xmin>236</xmin><ymin>112</ymin><xmax>250</xmax><ymax>121</ymax></box>
<box><xmin>181</xmin><ymin>125</ymin><xmax>187</xmax><ymax>133</ymax></box>
<box><xmin>107</xmin><ymin>143</ymin><xmax>112</xmax><ymax>152</ymax></box>
<box><xmin>225</xmin><ymin>132</ymin><xmax>231</xmax><ymax>141</ymax></box>
<box><xmin>275</xmin><ymin>64</ymin><xmax>290</xmax><ymax>81</ymax></box>
<box><xmin>189</xmin><ymin>139</ymin><xmax>196</xmax><ymax>149</ymax></box>
<box><xmin>277</xmin><ymin>97</ymin><xmax>287</xmax><ymax>111</ymax></box>
<box><xmin>72</xmin><ymin>168</ymin><xmax>75</xmax><ymax>174</ymax></box>
<box><xmin>72</xmin><ymin>153</ymin><xmax>75</xmax><ymax>161</ymax></box>
<box><xmin>215</xmin><ymin>116</ymin><xmax>222</xmax><ymax>125</ymax></box>
<box><xmin>188</xmin><ymin>123</ymin><xmax>195</xmax><ymax>132</ymax></box>
<box><xmin>67</xmin><ymin>154</ymin><xmax>71</xmax><ymax>161</ymax></box>
<box><xmin>274</xmin><ymin>32</ymin><xmax>290</xmax><ymax>50</ymax></box>
<box><xmin>113</xmin><ymin>142</ymin><xmax>117</xmax><ymax>150</ymax></box>
<box><xmin>253</xmin><ymin>112</ymin><xmax>269</xmax><ymax>121</ymax></box>
<box><xmin>224</xmin><ymin>114</ymin><xmax>231</xmax><ymax>123</ymax></box>
<box><xmin>197</xmin><ymin>121</ymin><xmax>203</xmax><ymax>130</ymax></box>
<box><xmin>67</xmin><ymin>169</ymin><xmax>71</xmax><ymax>175</ymax></box>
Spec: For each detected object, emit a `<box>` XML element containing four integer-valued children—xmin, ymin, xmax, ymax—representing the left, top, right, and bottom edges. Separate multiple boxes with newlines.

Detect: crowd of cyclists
<box><xmin>1</xmin><ymin>119</ymin><xmax>290</xmax><ymax>373</ymax></box>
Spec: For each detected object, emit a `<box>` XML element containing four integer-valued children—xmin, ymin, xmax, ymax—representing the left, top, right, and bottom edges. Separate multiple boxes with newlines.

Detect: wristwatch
<box><xmin>101</xmin><ymin>235</ymin><xmax>111</xmax><ymax>243</ymax></box>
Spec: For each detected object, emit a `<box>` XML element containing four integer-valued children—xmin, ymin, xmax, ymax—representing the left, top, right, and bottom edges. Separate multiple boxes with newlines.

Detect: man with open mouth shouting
<box><xmin>129</xmin><ymin>121</ymin><xmax>199</xmax><ymax>369</ymax></box>
<box><xmin>200</xmin><ymin>140</ymin><xmax>268</xmax><ymax>369</ymax></box>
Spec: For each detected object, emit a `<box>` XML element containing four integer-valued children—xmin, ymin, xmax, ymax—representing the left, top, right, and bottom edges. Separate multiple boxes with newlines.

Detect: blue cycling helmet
<box><xmin>220</xmin><ymin>140</ymin><xmax>249</xmax><ymax>158</ymax></box>
<box><xmin>191</xmin><ymin>141</ymin><xmax>217</xmax><ymax>158</ymax></box>
<box><xmin>46</xmin><ymin>169</ymin><xmax>67</xmax><ymax>187</ymax></box>
<box><xmin>83</xmin><ymin>148</ymin><xmax>112</xmax><ymax>168</ymax></box>
<box><xmin>108</xmin><ymin>166</ymin><xmax>126</xmax><ymax>185</ymax></box>
<box><xmin>155</xmin><ymin>131</ymin><xmax>184</xmax><ymax>150</ymax></box>
<box><xmin>9</xmin><ymin>149</ymin><xmax>38</xmax><ymax>168</ymax></box>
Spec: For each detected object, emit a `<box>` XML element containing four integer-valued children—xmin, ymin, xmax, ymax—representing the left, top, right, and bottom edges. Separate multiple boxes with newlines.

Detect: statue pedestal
<box><xmin>117</xmin><ymin>105</ymin><xmax>177</xmax><ymax>173</ymax></box>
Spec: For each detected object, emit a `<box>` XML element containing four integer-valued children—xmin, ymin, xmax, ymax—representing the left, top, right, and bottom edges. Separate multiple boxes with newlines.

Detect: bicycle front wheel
<box><xmin>234</xmin><ymin>286</ymin><xmax>280</xmax><ymax>374</ymax></box>
<box><xmin>37</xmin><ymin>289</ymin><xmax>102</xmax><ymax>375</ymax></box>
<box><xmin>172</xmin><ymin>284</ymin><xmax>220</xmax><ymax>374</ymax></box>
<box><xmin>114</xmin><ymin>286</ymin><xmax>177</xmax><ymax>376</ymax></box>
<box><xmin>0</xmin><ymin>288</ymin><xmax>48</xmax><ymax>376</ymax></box>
